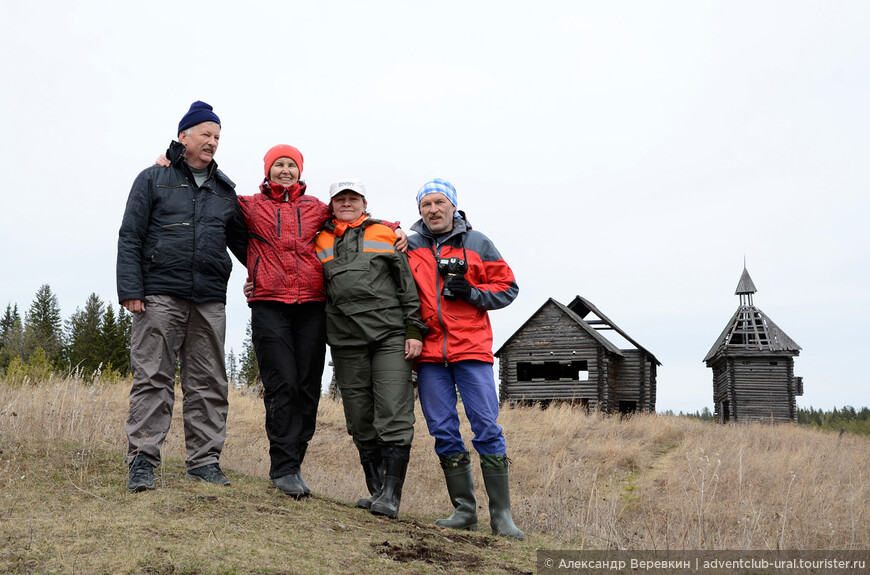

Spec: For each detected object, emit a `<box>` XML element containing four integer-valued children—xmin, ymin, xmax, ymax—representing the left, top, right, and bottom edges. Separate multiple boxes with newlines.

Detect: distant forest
<box><xmin>664</xmin><ymin>406</ymin><xmax>870</xmax><ymax>435</ymax></box>
<box><xmin>0</xmin><ymin>284</ymin><xmax>259</xmax><ymax>386</ymax></box>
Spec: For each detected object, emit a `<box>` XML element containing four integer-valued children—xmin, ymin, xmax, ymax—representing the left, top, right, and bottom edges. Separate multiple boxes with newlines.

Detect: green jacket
<box><xmin>315</xmin><ymin>217</ymin><xmax>427</xmax><ymax>347</ymax></box>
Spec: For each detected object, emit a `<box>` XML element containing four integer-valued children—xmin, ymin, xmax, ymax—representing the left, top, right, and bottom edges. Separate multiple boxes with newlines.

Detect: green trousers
<box><xmin>332</xmin><ymin>334</ymin><xmax>415</xmax><ymax>450</ymax></box>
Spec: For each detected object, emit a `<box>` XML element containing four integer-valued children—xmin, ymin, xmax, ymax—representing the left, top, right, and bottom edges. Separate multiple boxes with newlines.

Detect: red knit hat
<box><xmin>263</xmin><ymin>144</ymin><xmax>304</xmax><ymax>179</ymax></box>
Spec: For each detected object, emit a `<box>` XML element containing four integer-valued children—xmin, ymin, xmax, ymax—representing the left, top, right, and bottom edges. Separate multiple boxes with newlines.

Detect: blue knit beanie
<box><xmin>178</xmin><ymin>101</ymin><xmax>221</xmax><ymax>135</ymax></box>
<box><xmin>416</xmin><ymin>178</ymin><xmax>458</xmax><ymax>212</ymax></box>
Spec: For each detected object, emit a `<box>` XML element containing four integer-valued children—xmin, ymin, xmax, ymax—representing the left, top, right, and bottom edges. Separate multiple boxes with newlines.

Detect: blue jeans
<box><xmin>416</xmin><ymin>360</ymin><xmax>506</xmax><ymax>457</ymax></box>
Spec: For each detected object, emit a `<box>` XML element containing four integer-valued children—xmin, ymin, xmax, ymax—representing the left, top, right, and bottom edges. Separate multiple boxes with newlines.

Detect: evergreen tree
<box><xmin>0</xmin><ymin>303</ymin><xmax>24</xmax><ymax>371</ymax></box>
<box><xmin>226</xmin><ymin>348</ymin><xmax>238</xmax><ymax>387</ymax></box>
<box><xmin>1</xmin><ymin>303</ymin><xmax>20</xmax><ymax>341</ymax></box>
<box><xmin>64</xmin><ymin>293</ymin><xmax>105</xmax><ymax>377</ymax></box>
<box><xmin>24</xmin><ymin>284</ymin><xmax>63</xmax><ymax>363</ymax></box>
<box><xmin>238</xmin><ymin>320</ymin><xmax>260</xmax><ymax>386</ymax></box>
<box><xmin>99</xmin><ymin>304</ymin><xmax>131</xmax><ymax>375</ymax></box>
<box><xmin>118</xmin><ymin>304</ymin><xmax>132</xmax><ymax>348</ymax></box>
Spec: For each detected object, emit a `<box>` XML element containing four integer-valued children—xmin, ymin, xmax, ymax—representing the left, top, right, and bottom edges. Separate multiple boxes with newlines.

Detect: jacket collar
<box><xmin>166</xmin><ymin>140</ymin><xmax>235</xmax><ymax>189</ymax></box>
<box><xmin>411</xmin><ymin>215</ymin><xmax>467</xmax><ymax>244</ymax></box>
<box><xmin>259</xmin><ymin>179</ymin><xmax>307</xmax><ymax>202</ymax></box>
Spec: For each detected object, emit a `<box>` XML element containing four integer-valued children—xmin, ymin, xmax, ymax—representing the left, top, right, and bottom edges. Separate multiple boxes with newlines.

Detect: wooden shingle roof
<box><xmin>705</xmin><ymin>267</ymin><xmax>800</xmax><ymax>362</ymax></box>
<box><xmin>704</xmin><ymin>305</ymin><xmax>801</xmax><ymax>362</ymax></box>
<box><xmin>495</xmin><ymin>296</ymin><xmax>661</xmax><ymax>367</ymax></box>
<box><xmin>567</xmin><ymin>296</ymin><xmax>661</xmax><ymax>366</ymax></box>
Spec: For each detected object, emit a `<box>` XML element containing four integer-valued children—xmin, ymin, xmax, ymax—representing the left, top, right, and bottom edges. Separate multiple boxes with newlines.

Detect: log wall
<box><xmin>498</xmin><ymin>303</ymin><xmax>603</xmax><ymax>408</ymax></box>
<box><xmin>708</xmin><ymin>355</ymin><xmax>797</xmax><ymax>423</ymax></box>
<box><xmin>611</xmin><ymin>349</ymin><xmax>655</xmax><ymax>412</ymax></box>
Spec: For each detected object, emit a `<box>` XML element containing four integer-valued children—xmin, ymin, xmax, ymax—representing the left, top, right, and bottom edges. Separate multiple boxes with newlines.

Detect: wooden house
<box><xmin>703</xmin><ymin>267</ymin><xmax>803</xmax><ymax>423</ymax></box>
<box><xmin>495</xmin><ymin>296</ymin><xmax>659</xmax><ymax>413</ymax></box>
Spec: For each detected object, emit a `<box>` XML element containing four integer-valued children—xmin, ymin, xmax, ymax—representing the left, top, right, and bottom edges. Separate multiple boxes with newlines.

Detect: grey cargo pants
<box><xmin>125</xmin><ymin>294</ymin><xmax>229</xmax><ymax>470</ymax></box>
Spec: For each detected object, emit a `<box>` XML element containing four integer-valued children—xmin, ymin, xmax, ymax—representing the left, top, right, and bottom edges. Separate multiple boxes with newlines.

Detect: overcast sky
<box><xmin>1</xmin><ymin>1</ymin><xmax>867</xmax><ymax>413</ymax></box>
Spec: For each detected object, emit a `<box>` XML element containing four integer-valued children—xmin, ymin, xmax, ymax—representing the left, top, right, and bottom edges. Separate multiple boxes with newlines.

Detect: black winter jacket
<box><xmin>116</xmin><ymin>141</ymin><xmax>247</xmax><ymax>304</ymax></box>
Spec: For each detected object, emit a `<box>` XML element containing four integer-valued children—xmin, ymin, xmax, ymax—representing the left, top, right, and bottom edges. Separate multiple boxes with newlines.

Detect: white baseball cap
<box><xmin>329</xmin><ymin>180</ymin><xmax>367</xmax><ymax>199</ymax></box>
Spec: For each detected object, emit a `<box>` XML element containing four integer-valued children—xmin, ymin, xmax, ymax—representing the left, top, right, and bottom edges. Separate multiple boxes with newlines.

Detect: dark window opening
<box><xmin>517</xmin><ymin>360</ymin><xmax>588</xmax><ymax>382</ymax></box>
<box><xmin>618</xmin><ymin>401</ymin><xmax>636</xmax><ymax>415</ymax></box>
<box><xmin>721</xmin><ymin>401</ymin><xmax>730</xmax><ymax>423</ymax></box>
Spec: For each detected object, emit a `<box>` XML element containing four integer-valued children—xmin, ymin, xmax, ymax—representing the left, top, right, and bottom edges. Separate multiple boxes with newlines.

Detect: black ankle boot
<box><xmin>355</xmin><ymin>448</ymin><xmax>383</xmax><ymax>509</ymax></box>
<box><xmin>370</xmin><ymin>446</ymin><xmax>410</xmax><ymax>519</ymax></box>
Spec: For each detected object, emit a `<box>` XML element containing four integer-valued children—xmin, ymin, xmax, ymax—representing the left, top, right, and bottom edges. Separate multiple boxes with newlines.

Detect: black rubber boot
<box><xmin>369</xmin><ymin>446</ymin><xmax>410</xmax><ymax>519</ymax></box>
<box><xmin>355</xmin><ymin>448</ymin><xmax>383</xmax><ymax>509</ymax></box>
<box><xmin>434</xmin><ymin>452</ymin><xmax>478</xmax><ymax>531</ymax></box>
<box><xmin>480</xmin><ymin>454</ymin><xmax>524</xmax><ymax>540</ymax></box>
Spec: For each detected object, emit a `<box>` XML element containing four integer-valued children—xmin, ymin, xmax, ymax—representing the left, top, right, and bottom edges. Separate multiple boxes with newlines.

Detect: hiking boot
<box><xmin>185</xmin><ymin>463</ymin><xmax>231</xmax><ymax>486</ymax></box>
<box><xmin>127</xmin><ymin>455</ymin><xmax>155</xmax><ymax>493</ymax></box>
<box><xmin>273</xmin><ymin>472</ymin><xmax>308</xmax><ymax>498</ymax></box>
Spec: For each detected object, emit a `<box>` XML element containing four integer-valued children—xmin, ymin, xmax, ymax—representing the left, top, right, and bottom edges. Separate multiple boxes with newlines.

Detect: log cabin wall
<box><xmin>730</xmin><ymin>356</ymin><xmax>796</xmax><ymax>423</ymax></box>
<box><xmin>498</xmin><ymin>301</ymin><xmax>604</xmax><ymax>407</ymax></box>
<box><xmin>613</xmin><ymin>349</ymin><xmax>655</xmax><ymax>412</ymax></box>
<box><xmin>707</xmin><ymin>353</ymin><xmax>798</xmax><ymax>423</ymax></box>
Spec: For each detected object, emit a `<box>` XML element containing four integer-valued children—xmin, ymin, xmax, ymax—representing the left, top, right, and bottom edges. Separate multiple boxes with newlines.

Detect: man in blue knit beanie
<box><xmin>117</xmin><ymin>101</ymin><xmax>247</xmax><ymax>492</ymax></box>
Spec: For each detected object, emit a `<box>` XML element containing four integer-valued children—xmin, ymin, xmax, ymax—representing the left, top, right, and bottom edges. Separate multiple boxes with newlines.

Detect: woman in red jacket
<box><xmin>238</xmin><ymin>145</ymin><xmax>327</xmax><ymax>498</ymax></box>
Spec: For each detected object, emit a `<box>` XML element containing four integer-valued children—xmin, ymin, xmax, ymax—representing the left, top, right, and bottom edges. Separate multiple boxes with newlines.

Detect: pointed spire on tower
<box><xmin>735</xmin><ymin>266</ymin><xmax>757</xmax><ymax>296</ymax></box>
<box><xmin>735</xmin><ymin>258</ymin><xmax>757</xmax><ymax>306</ymax></box>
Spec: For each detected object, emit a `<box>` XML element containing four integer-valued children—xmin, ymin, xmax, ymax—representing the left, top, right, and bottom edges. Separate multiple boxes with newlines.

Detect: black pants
<box><xmin>251</xmin><ymin>301</ymin><xmax>326</xmax><ymax>478</ymax></box>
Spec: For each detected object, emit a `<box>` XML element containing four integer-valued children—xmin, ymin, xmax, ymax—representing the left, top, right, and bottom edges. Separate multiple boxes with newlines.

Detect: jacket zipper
<box><xmin>252</xmin><ymin>256</ymin><xmax>261</xmax><ymax>297</ymax></box>
<box><xmin>429</xmin><ymin>243</ymin><xmax>450</xmax><ymax>366</ymax></box>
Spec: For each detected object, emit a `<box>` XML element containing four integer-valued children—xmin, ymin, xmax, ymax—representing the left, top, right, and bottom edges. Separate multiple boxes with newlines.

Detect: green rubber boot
<box><xmin>480</xmin><ymin>454</ymin><xmax>524</xmax><ymax>540</ymax></box>
<box><xmin>434</xmin><ymin>452</ymin><xmax>479</xmax><ymax>531</ymax></box>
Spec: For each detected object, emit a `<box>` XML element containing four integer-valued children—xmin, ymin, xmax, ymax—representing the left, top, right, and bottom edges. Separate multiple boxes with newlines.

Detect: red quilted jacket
<box><xmin>238</xmin><ymin>180</ymin><xmax>329</xmax><ymax>304</ymax></box>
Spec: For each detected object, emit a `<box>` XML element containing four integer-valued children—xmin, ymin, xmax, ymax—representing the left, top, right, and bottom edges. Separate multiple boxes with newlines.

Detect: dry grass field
<box><xmin>1</xmin><ymin>375</ymin><xmax>868</xmax><ymax>573</ymax></box>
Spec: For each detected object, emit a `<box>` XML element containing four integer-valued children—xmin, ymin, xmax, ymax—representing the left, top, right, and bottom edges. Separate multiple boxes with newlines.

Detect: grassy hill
<box><xmin>1</xmin><ymin>377</ymin><xmax>868</xmax><ymax>574</ymax></box>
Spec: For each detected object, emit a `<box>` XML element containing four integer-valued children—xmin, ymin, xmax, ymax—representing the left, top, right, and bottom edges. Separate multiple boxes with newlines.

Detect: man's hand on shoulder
<box><xmin>394</xmin><ymin>228</ymin><xmax>408</xmax><ymax>253</ymax></box>
<box><xmin>155</xmin><ymin>153</ymin><xmax>171</xmax><ymax>167</ymax></box>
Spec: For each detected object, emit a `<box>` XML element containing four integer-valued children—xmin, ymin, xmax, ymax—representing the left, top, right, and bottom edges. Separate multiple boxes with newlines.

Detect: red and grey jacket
<box><xmin>407</xmin><ymin>214</ymin><xmax>518</xmax><ymax>365</ymax></box>
<box><xmin>238</xmin><ymin>180</ymin><xmax>330</xmax><ymax>304</ymax></box>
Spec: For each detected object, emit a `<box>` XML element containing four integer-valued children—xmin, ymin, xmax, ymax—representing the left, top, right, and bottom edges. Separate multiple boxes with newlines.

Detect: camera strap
<box><xmin>427</xmin><ymin>233</ymin><xmax>467</xmax><ymax>263</ymax></box>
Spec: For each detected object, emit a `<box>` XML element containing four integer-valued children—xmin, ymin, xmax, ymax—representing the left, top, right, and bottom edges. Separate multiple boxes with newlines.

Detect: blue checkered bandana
<box><xmin>416</xmin><ymin>179</ymin><xmax>458</xmax><ymax>212</ymax></box>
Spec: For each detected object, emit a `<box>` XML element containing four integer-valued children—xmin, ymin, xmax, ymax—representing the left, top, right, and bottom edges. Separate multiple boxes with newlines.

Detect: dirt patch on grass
<box><xmin>373</xmin><ymin>536</ymin><xmax>487</xmax><ymax>569</ymax></box>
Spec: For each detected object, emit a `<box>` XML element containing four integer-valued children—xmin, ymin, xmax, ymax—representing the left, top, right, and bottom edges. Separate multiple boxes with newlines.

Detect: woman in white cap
<box><xmin>314</xmin><ymin>180</ymin><xmax>426</xmax><ymax>519</ymax></box>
